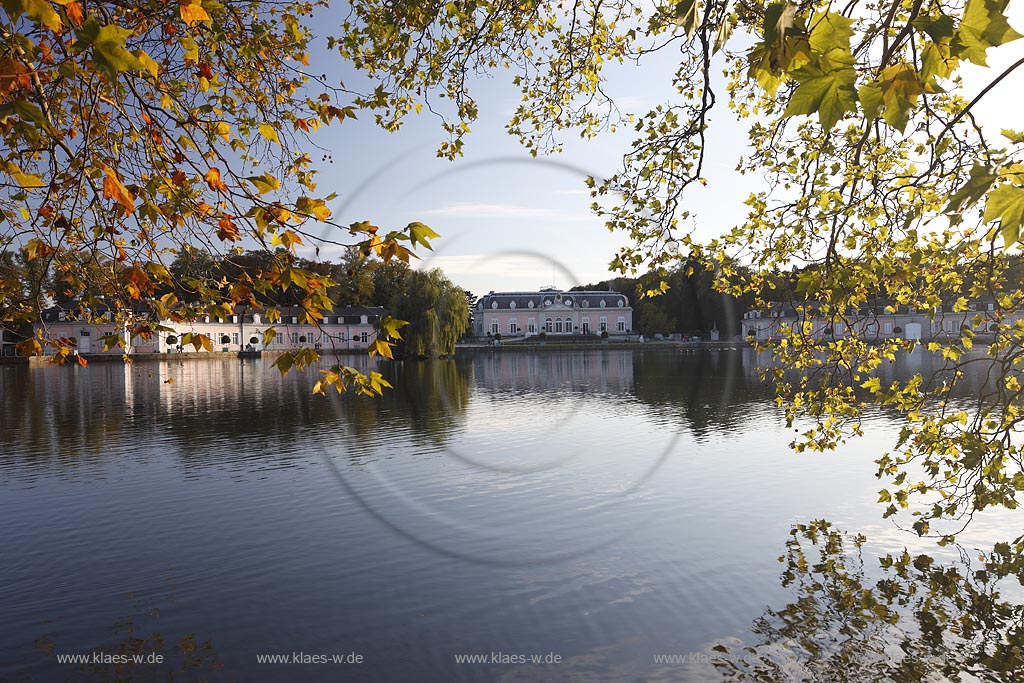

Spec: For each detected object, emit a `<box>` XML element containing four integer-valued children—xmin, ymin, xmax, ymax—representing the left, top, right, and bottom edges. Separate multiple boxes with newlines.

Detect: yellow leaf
<box><xmin>136</xmin><ymin>50</ymin><xmax>159</xmax><ymax>78</ymax></box>
<box><xmin>3</xmin><ymin>162</ymin><xmax>45</xmax><ymax>189</ymax></box>
<box><xmin>180</xmin><ymin>0</ymin><xmax>211</xmax><ymax>25</ymax></box>
<box><xmin>258</xmin><ymin>123</ymin><xmax>280</xmax><ymax>144</ymax></box>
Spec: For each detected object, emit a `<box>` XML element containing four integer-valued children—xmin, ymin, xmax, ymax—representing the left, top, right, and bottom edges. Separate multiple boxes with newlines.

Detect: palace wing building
<box><xmin>474</xmin><ymin>287</ymin><xmax>633</xmax><ymax>337</ymax></box>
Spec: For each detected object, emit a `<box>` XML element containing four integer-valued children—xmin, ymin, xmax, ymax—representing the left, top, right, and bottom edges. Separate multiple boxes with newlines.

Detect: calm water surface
<box><xmin>0</xmin><ymin>349</ymin><xmax>1020</xmax><ymax>682</ymax></box>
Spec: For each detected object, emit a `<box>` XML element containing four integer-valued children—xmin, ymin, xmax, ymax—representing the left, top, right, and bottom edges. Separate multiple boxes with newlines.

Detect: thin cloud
<box><xmin>420</xmin><ymin>202</ymin><xmax>593</xmax><ymax>222</ymax></box>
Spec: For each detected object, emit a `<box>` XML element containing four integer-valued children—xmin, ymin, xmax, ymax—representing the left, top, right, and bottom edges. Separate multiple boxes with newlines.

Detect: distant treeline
<box><xmin>571</xmin><ymin>263</ymin><xmax>755</xmax><ymax>338</ymax></box>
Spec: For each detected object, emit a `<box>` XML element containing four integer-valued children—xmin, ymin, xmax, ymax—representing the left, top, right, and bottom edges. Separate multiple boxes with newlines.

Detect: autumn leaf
<box><xmin>204</xmin><ymin>167</ymin><xmax>227</xmax><ymax>192</ymax></box>
<box><xmin>3</xmin><ymin>161</ymin><xmax>45</xmax><ymax>189</ymax></box>
<box><xmin>217</xmin><ymin>214</ymin><xmax>240</xmax><ymax>241</ymax></box>
<box><xmin>258</xmin><ymin>123</ymin><xmax>280</xmax><ymax>144</ymax></box>
<box><xmin>65</xmin><ymin>1</ymin><xmax>83</xmax><ymax>27</ymax></box>
<box><xmin>102</xmin><ymin>165</ymin><xmax>135</xmax><ymax>214</ymax></box>
<box><xmin>180</xmin><ymin>0</ymin><xmax>211</xmax><ymax>26</ymax></box>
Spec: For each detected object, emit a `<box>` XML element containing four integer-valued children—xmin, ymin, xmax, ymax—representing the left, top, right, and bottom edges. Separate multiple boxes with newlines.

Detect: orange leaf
<box><xmin>76</xmin><ymin>354</ymin><xmax>88</xmax><ymax>368</ymax></box>
<box><xmin>217</xmin><ymin>214</ymin><xmax>240</xmax><ymax>241</ymax></box>
<box><xmin>204</xmin><ymin>167</ymin><xmax>227</xmax><ymax>192</ymax></box>
<box><xmin>66</xmin><ymin>1</ymin><xmax>83</xmax><ymax>27</ymax></box>
<box><xmin>102</xmin><ymin>165</ymin><xmax>135</xmax><ymax>214</ymax></box>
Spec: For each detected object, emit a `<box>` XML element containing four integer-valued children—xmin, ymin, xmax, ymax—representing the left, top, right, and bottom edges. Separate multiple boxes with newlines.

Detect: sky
<box><xmin>294</xmin><ymin>5</ymin><xmax>1024</xmax><ymax>298</ymax></box>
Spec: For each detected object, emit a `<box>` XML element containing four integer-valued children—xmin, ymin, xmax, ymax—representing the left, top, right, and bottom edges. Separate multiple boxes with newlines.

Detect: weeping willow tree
<box><xmin>387</xmin><ymin>268</ymin><xmax>470</xmax><ymax>358</ymax></box>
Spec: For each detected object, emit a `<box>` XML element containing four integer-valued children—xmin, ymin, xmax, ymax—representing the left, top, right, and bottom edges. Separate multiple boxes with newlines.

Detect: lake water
<box><xmin>1</xmin><ymin>348</ymin><xmax>1021</xmax><ymax>682</ymax></box>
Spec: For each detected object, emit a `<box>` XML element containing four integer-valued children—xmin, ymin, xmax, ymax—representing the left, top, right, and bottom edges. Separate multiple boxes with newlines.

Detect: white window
<box><xmin>555</xmin><ymin>319</ymin><xmax>563</xmax><ymax>333</ymax></box>
<box><xmin>290</xmin><ymin>333</ymin><xmax>298</xmax><ymax>343</ymax></box>
<box><xmin>360</xmin><ymin>332</ymin><xmax>368</xmax><ymax>343</ymax></box>
<box><xmin>509</xmin><ymin>319</ymin><xmax>519</xmax><ymax>334</ymax></box>
<box><xmin>491</xmin><ymin>319</ymin><xmax>499</xmax><ymax>334</ymax></box>
<box><xmin>600</xmin><ymin>316</ymin><xmax>608</xmax><ymax>331</ymax></box>
<box><xmin>582</xmin><ymin>318</ymin><xmax>590</xmax><ymax>334</ymax></box>
<box><xmin>232</xmin><ymin>333</ymin><xmax>239</xmax><ymax>345</ymax></box>
<box><xmin>545</xmin><ymin>318</ymin><xmax>553</xmax><ymax>332</ymax></box>
<box><xmin>528</xmin><ymin>318</ymin><xmax>536</xmax><ymax>334</ymax></box>
<box><xmin>276</xmin><ymin>333</ymin><xmax>283</xmax><ymax>344</ymax></box>
<box><xmin>617</xmin><ymin>316</ymin><xmax>626</xmax><ymax>332</ymax></box>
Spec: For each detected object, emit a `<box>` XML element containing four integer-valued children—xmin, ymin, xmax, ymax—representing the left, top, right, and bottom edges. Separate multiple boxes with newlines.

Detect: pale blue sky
<box><xmin>297</xmin><ymin>7</ymin><xmax>1024</xmax><ymax>297</ymax></box>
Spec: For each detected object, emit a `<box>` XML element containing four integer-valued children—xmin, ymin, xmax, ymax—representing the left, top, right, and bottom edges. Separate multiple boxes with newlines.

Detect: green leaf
<box><xmin>784</xmin><ymin>49</ymin><xmax>857</xmax><ymax>128</ymax></box>
<box><xmin>91</xmin><ymin>25</ymin><xmax>144</xmax><ymax>79</ymax></box>
<box><xmin>1001</xmin><ymin>128</ymin><xmax>1024</xmax><ymax>143</ymax></box>
<box><xmin>913</xmin><ymin>14</ymin><xmax>957</xmax><ymax>43</ymax></box>
<box><xmin>2</xmin><ymin>0</ymin><xmax>62</xmax><ymax>31</ymax></box>
<box><xmin>983</xmin><ymin>184</ymin><xmax>1024</xmax><ymax>247</ymax></box>
<box><xmin>407</xmin><ymin>221</ymin><xmax>440</xmax><ymax>249</ymax></box>
<box><xmin>875</xmin><ymin>63</ymin><xmax>925</xmax><ymax>132</ymax></box>
<box><xmin>945</xmin><ymin>163</ymin><xmax>997</xmax><ymax>214</ymax></box>
<box><xmin>272</xmin><ymin>351</ymin><xmax>294</xmax><ymax>375</ymax></box>
<box><xmin>954</xmin><ymin>0</ymin><xmax>1023</xmax><ymax>66</ymax></box>
<box><xmin>808</xmin><ymin>12</ymin><xmax>854</xmax><ymax>54</ymax></box>
<box><xmin>247</xmin><ymin>173</ymin><xmax>282</xmax><ymax>195</ymax></box>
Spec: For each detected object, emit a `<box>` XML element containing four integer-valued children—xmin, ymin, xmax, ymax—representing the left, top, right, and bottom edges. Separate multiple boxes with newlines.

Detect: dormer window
<box><xmin>253</xmin><ymin>314</ymin><xmax>261</xmax><ymax>323</ymax></box>
<box><xmin>491</xmin><ymin>301</ymin><xmax>498</xmax><ymax>309</ymax></box>
<box><xmin>618</xmin><ymin>298</ymin><xmax>625</xmax><ymax>307</ymax></box>
<box><xmin>528</xmin><ymin>300</ymin><xmax>535</xmax><ymax>308</ymax></box>
<box><xmin>291</xmin><ymin>316</ymin><xmax>298</xmax><ymax>324</ymax></box>
<box><xmin>582</xmin><ymin>300</ymin><xmax>589</xmax><ymax>308</ymax></box>
<box><xmin>600</xmin><ymin>299</ymin><xmax>606</xmax><ymax>307</ymax></box>
<box><xmin>58</xmin><ymin>312</ymin><xmax>66</xmax><ymax>321</ymax></box>
<box><xmin>510</xmin><ymin>301</ymin><xmax>516</xmax><ymax>309</ymax></box>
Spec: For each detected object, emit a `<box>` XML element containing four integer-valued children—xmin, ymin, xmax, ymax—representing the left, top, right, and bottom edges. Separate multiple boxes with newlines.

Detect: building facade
<box><xmin>740</xmin><ymin>301</ymin><xmax>1009</xmax><ymax>342</ymax></box>
<box><xmin>35</xmin><ymin>304</ymin><xmax>384</xmax><ymax>356</ymax></box>
<box><xmin>473</xmin><ymin>288</ymin><xmax>633</xmax><ymax>337</ymax></box>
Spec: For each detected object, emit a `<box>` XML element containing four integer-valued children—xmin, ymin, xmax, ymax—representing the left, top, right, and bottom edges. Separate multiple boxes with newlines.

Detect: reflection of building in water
<box><xmin>470</xmin><ymin>350</ymin><xmax>634</xmax><ymax>393</ymax></box>
<box><xmin>741</xmin><ymin>300</ymin><xmax>1011</xmax><ymax>342</ymax></box>
<box><xmin>474</xmin><ymin>288</ymin><xmax>633</xmax><ymax>337</ymax></box>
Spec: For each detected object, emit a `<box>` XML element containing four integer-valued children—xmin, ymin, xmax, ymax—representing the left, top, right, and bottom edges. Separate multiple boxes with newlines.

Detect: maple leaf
<box><xmin>102</xmin><ymin>165</ymin><xmax>135</xmax><ymax>214</ymax></box>
<box><xmin>217</xmin><ymin>214</ymin><xmax>240</xmax><ymax>241</ymax></box>
<box><xmin>204</xmin><ymin>167</ymin><xmax>227</xmax><ymax>192</ymax></box>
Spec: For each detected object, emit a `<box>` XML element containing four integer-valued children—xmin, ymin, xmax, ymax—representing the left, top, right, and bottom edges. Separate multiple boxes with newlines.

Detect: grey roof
<box><xmin>40</xmin><ymin>303</ymin><xmax>386</xmax><ymax>324</ymax></box>
<box><xmin>477</xmin><ymin>289</ymin><xmax>630</xmax><ymax>311</ymax></box>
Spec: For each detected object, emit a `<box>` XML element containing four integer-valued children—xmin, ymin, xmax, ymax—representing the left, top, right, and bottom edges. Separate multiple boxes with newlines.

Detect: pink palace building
<box><xmin>474</xmin><ymin>287</ymin><xmax>633</xmax><ymax>337</ymax></box>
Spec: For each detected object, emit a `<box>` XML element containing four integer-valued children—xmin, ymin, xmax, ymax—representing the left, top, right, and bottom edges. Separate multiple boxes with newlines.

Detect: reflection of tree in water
<box><xmin>325</xmin><ymin>358</ymin><xmax>472</xmax><ymax>443</ymax></box>
<box><xmin>632</xmin><ymin>350</ymin><xmax>772</xmax><ymax>438</ymax></box>
<box><xmin>713</xmin><ymin>521</ymin><xmax>1024</xmax><ymax>682</ymax></box>
<box><xmin>374</xmin><ymin>358</ymin><xmax>471</xmax><ymax>443</ymax></box>
<box><xmin>33</xmin><ymin>585</ymin><xmax>227</xmax><ymax>683</ymax></box>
